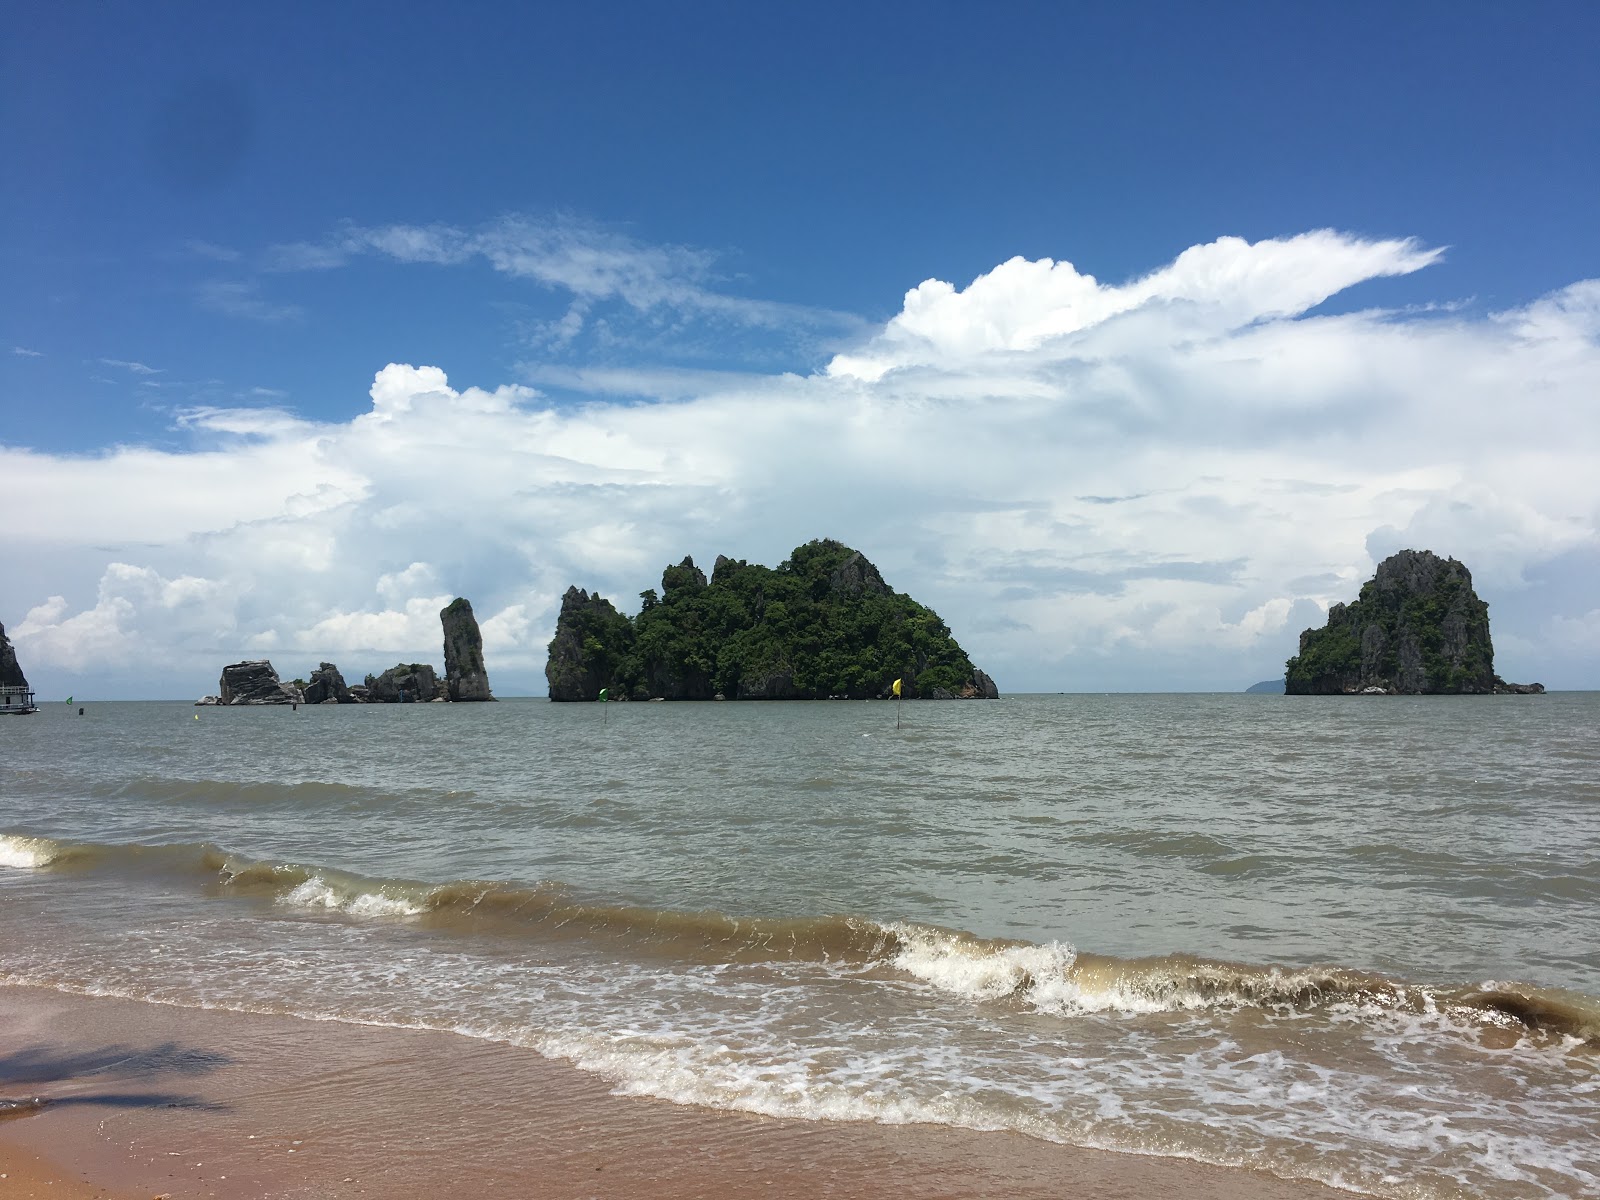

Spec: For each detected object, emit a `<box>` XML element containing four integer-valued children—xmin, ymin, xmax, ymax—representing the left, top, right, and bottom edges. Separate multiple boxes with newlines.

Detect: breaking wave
<box><xmin>5</xmin><ymin>831</ymin><xmax>1597</xmax><ymax>1042</ymax></box>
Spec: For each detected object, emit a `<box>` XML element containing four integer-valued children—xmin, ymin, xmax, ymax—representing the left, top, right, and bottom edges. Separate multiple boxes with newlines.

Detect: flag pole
<box><xmin>893</xmin><ymin>677</ymin><xmax>902</xmax><ymax>729</ymax></box>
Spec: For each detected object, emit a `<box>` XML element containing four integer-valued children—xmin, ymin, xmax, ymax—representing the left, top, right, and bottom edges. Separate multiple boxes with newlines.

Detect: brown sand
<box><xmin>1</xmin><ymin>984</ymin><xmax>1354</xmax><ymax>1199</ymax></box>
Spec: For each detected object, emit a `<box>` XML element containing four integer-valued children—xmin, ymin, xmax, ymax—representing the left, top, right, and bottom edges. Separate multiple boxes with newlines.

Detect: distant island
<box><xmin>1285</xmin><ymin>550</ymin><xmax>1542</xmax><ymax>695</ymax></box>
<box><xmin>1245</xmin><ymin>679</ymin><xmax>1285</xmax><ymax>694</ymax></box>
<box><xmin>546</xmin><ymin>539</ymin><xmax>998</xmax><ymax>701</ymax></box>
<box><xmin>197</xmin><ymin>597</ymin><xmax>495</xmax><ymax>705</ymax></box>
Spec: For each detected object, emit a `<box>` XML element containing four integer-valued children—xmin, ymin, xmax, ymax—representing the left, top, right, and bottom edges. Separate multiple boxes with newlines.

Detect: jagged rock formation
<box><xmin>441</xmin><ymin>598</ymin><xmax>494</xmax><ymax>701</ymax></box>
<box><xmin>546</xmin><ymin>587</ymin><xmax>635</xmax><ymax>702</ymax></box>
<box><xmin>365</xmin><ymin>663</ymin><xmax>442</xmax><ymax>703</ymax></box>
<box><xmin>303</xmin><ymin>662</ymin><xmax>355</xmax><ymax>704</ymax></box>
<box><xmin>1286</xmin><ymin>550</ymin><xmax>1542</xmax><ymax>695</ymax></box>
<box><xmin>204</xmin><ymin>595</ymin><xmax>498</xmax><ymax>707</ymax></box>
<box><xmin>0</xmin><ymin>621</ymin><xmax>27</xmax><ymax>689</ymax></box>
<box><xmin>218</xmin><ymin>660</ymin><xmax>303</xmax><ymax>705</ymax></box>
<box><xmin>546</xmin><ymin>539</ymin><xmax>999</xmax><ymax>702</ymax></box>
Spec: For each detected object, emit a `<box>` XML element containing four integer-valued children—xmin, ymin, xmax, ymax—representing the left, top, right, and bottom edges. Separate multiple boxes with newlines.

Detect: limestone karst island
<box><xmin>1285</xmin><ymin>549</ymin><xmax>1543</xmax><ymax>695</ymax></box>
<box><xmin>546</xmin><ymin>539</ymin><xmax>999</xmax><ymax>702</ymax></box>
<box><xmin>195</xmin><ymin>597</ymin><xmax>495</xmax><ymax>705</ymax></box>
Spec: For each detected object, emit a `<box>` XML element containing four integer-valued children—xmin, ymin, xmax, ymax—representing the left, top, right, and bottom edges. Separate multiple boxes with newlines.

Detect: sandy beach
<box><xmin>0</xmin><ymin>985</ymin><xmax>1352</xmax><ymax>1200</ymax></box>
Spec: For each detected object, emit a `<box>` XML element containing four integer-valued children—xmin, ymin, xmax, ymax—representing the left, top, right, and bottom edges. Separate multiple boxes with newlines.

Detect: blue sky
<box><xmin>4</xmin><ymin>2</ymin><xmax>1599</xmax><ymax>697</ymax></box>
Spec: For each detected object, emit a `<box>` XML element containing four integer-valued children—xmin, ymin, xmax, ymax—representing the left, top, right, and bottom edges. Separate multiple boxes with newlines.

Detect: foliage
<box><xmin>564</xmin><ymin>539</ymin><xmax>979</xmax><ymax>700</ymax></box>
<box><xmin>1285</xmin><ymin>553</ymin><xmax>1493</xmax><ymax>694</ymax></box>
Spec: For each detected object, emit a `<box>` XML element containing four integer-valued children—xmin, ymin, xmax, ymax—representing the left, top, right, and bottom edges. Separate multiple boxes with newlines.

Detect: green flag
<box><xmin>65</xmin><ymin>696</ymin><xmax>73</xmax><ymax>704</ymax></box>
<box><xmin>598</xmin><ymin>688</ymin><xmax>609</xmax><ymax>702</ymax></box>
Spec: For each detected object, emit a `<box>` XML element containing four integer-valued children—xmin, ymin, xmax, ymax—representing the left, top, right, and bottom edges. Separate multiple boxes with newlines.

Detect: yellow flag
<box><xmin>891</xmin><ymin>678</ymin><xmax>902</xmax><ymax>697</ymax></box>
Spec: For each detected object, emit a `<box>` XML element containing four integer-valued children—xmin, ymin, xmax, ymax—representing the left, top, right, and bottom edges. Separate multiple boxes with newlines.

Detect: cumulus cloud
<box><xmin>5</xmin><ymin>230</ymin><xmax>1599</xmax><ymax>696</ymax></box>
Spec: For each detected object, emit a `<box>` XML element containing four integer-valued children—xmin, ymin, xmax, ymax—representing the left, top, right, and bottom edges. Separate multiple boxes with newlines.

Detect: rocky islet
<box><xmin>196</xmin><ymin>598</ymin><xmax>495</xmax><ymax>705</ymax></box>
<box><xmin>1285</xmin><ymin>549</ymin><xmax>1543</xmax><ymax>695</ymax></box>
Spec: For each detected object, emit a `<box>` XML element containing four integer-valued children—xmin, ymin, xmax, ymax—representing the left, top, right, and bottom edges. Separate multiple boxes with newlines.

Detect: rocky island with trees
<box><xmin>1285</xmin><ymin>549</ymin><xmax>1543</xmax><ymax>695</ymax></box>
<box><xmin>545</xmin><ymin>538</ymin><xmax>998</xmax><ymax>702</ymax></box>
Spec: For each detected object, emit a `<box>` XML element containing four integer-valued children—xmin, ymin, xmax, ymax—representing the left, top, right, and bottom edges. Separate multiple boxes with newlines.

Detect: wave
<box><xmin>6</xmin><ymin>831</ymin><xmax>1598</xmax><ymax>1041</ymax></box>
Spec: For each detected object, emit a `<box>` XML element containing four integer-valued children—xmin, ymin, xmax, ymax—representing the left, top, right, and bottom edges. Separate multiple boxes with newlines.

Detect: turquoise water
<box><xmin>3</xmin><ymin>694</ymin><xmax>1598</xmax><ymax>1198</ymax></box>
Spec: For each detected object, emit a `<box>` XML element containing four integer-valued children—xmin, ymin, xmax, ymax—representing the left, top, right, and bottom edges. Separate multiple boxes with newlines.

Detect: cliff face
<box><xmin>545</xmin><ymin>586</ymin><xmax>635</xmax><ymax>702</ymax></box>
<box><xmin>545</xmin><ymin>539</ymin><xmax>998</xmax><ymax>702</ymax></box>
<box><xmin>303</xmin><ymin>662</ymin><xmax>355</xmax><ymax>704</ymax></box>
<box><xmin>365</xmin><ymin>664</ymin><xmax>442</xmax><ymax>703</ymax></box>
<box><xmin>1286</xmin><ymin>550</ymin><xmax>1497</xmax><ymax>694</ymax></box>
<box><xmin>0</xmin><ymin>621</ymin><xmax>27</xmax><ymax>690</ymax></box>
<box><xmin>219</xmin><ymin>660</ymin><xmax>302</xmax><ymax>705</ymax></box>
<box><xmin>441</xmin><ymin>598</ymin><xmax>494</xmax><ymax>701</ymax></box>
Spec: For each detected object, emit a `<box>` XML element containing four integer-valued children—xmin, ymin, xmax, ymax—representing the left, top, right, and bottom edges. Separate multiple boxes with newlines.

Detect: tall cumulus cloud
<box><xmin>5</xmin><ymin>230</ymin><xmax>1598</xmax><ymax>697</ymax></box>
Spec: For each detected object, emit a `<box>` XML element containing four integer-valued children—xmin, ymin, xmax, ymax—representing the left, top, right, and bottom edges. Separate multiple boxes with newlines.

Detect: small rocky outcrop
<box><xmin>1492</xmin><ymin>677</ymin><xmax>1545</xmax><ymax>694</ymax></box>
<box><xmin>546</xmin><ymin>586</ymin><xmax>634</xmax><ymax>702</ymax></box>
<box><xmin>828</xmin><ymin>550</ymin><xmax>889</xmax><ymax>599</ymax></box>
<box><xmin>441</xmin><ymin>598</ymin><xmax>494</xmax><ymax>701</ymax></box>
<box><xmin>0</xmin><ymin>621</ymin><xmax>27</xmax><ymax>690</ymax></box>
<box><xmin>365</xmin><ymin>664</ymin><xmax>442</xmax><ymax>704</ymax></box>
<box><xmin>1286</xmin><ymin>550</ymin><xmax>1541</xmax><ymax>695</ymax></box>
<box><xmin>966</xmin><ymin>668</ymin><xmax>1001</xmax><ymax>699</ymax></box>
<box><xmin>218</xmin><ymin>660</ymin><xmax>302</xmax><ymax>705</ymax></box>
<box><xmin>303</xmin><ymin>662</ymin><xmax>355</xmax><ymax>705</ymax></box>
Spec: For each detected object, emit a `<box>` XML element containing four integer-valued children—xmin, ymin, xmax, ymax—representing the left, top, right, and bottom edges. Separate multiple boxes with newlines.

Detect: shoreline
<box><xmin>1</xmin><ymin>984</ymin><xmax>1354</xmax><ymax>1200</ymax></box>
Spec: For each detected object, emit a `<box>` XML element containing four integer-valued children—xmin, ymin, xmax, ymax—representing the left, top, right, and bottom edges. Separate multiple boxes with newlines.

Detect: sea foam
<box><xmin>0</xmin><ymin>834</ymin><xmax>58</xmax><ymax>869</ymax></box>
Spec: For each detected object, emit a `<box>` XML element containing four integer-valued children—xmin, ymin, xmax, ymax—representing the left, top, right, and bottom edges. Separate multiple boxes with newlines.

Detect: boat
<box><xmin>0</xmin><ymin>684</ymin><xmax>39</xmax><ymax>714</ymax></box>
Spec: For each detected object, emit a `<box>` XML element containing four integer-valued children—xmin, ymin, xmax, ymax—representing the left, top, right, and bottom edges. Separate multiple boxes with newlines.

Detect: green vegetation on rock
<box><xmin>1285</xmin><ymin>549</ymin><xmax>1496</xmax><ymax>694</ymax></box>
<box><xmin>545</xmin><ymin>539</ymin><xmax>997</xmax><ymax>701</ymax></box>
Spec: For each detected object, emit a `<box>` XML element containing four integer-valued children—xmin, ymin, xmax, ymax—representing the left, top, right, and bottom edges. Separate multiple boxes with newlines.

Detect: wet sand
<box><xmin>1</xmin><ymin>985</ymin><xmax>1354</xmax><ymax>1199</ymax></box>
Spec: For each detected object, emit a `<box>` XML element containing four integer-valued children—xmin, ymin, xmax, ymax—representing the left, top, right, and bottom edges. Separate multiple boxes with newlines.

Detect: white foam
<box><xmin>0</xmin><ymin>834</ymin><xmax>57</xmax><ymax>869</ymax></box>
<box><xmin>888</xmin><ymin>924</ymin><xmax>1077</xmax><ymax>1002</ymax></box>
<box><xmin>888</xmin><ymin>925</ymin><xmax>1194</xmax><ymax>1015</ymax></box>
<box><xmin>278</xmin><ymin>876</ymin><xmax>423</xmax><ymax>917</ymax></box>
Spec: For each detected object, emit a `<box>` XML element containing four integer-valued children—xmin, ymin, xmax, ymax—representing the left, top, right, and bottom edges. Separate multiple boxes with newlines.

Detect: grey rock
<box><xmin>365</xmin><ymin>663</ymin><xmax>440</xmax><ymax>704</ymax></box>
<box><xmin>219</xmin><ymin>660</ymin><xmax>301</xmax><ymax>705</ymax></box>
<box><xmin>1492</xmin><ymin>676</ymin><xmax>1545</xmax><ymax>694</ymax></box>
<box><xmin>1286</xmin><ymin>550</ymin><xmax>1497</xmax><ymax>695</ymax></box>
<box><xmin>347</xmin><ymin>685</ymin><xmax>372</xmax><ymax>703</ymax></box>
<box><xmin>546</xmin><ymin>586</ymin><xmax>633</xmax><ymax>702</ymax></box>
<box><xmin>441</xmin><ymin>597</ymin><xmax>494</xmax><ymax>701</ymax></box>
<box><xmin>302</xmin><ymin>662</ymin><xmax>355</xmax><ymax>705</ymax></box>
<box><xmin>194</xmin><ymin>695</ymin><xmax>223</xmax><ymax>706</ymax></box>
<box><xmin>0</xmin><ymin>621</ymin><xmax>27</xmax><ymax>690</ymax></box>
<box><xmin>827</xmin><ymin>551</ymin><xmax>889</xmax><ymax>599</ymax></box>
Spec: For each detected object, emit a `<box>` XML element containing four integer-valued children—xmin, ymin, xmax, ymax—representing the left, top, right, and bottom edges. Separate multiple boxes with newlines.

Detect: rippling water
<box><xmin>3</xmin><ymin>694</ymin><xmax>1598</xmax><ymax>1198</ymax></box>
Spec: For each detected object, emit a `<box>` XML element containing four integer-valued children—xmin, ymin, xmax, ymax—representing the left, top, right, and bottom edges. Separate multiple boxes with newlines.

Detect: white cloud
<box><xmin>6</xmin><ymin>231</ymin><xmax>1599</xmax><ymax>695</ymax></box>
<box><xmin>12</xmin><ymin>346</ymin><xmax>44</xmax><ymax>357</ymax></box>
<box><xmin>264</xmin><ymin>214</ymin><xmax>861</xmax><ymax>341</ymax></box>
<box><xmin>99</xmin><ymin>358</ymin><xmax>163</xmax><ymax>375</ymax></box>
<box><xmin>827</xmin><ymin>231</ymin><xmax>1442</xmax><ymax>382</ymax></box>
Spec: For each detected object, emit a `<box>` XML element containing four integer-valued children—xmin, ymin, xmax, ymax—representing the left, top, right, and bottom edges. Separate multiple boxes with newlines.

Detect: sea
<box><xmin>2</xmin><ymin>693</ymin><xmax>1597</xmax><ymax>1199</ymax></box>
